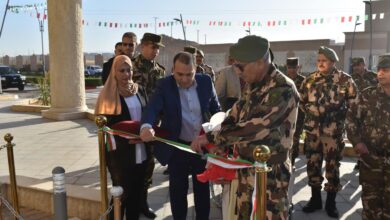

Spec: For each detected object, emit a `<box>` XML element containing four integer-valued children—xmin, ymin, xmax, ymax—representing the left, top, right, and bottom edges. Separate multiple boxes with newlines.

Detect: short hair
<box><xmin>122</xmin><ymin>32</ymin><xmax>137</xmax><ymax>41</ymax></box>
<box><xmin>115</xmin><ymin>42</ymin><xmax>122</xmax><ymax>48</ymax></box>
<box><xmin>173</xmin><ymin>52</ymin><xmax>195</xmax><ymax>68</ymax></box>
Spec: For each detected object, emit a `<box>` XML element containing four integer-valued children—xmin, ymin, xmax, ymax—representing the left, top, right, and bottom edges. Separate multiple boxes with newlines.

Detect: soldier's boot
<box><xmin>302</xmin><ymin>188</ymin><xmax>322</xmax><ymax>213</ymax></box>
<box><xmin>325</xmin><ymin>192</ymin><xmax>339</xmax><ymax>218</ymax></box>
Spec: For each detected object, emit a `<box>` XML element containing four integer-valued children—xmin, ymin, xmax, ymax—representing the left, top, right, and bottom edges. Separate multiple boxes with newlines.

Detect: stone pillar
<box><xmin>30</xmin><ymin>55</ymin><xmax>38</xmax><ymax>71</ymax></box>
<box><xmin>42</xmin><ymin>0</ymin><xmax>88</xmax><ymax>120</ymax></box>
<box><xmin>95</xmin><ymin>54</ymin><xmax>103</xmax><ymax>67</ymax></box>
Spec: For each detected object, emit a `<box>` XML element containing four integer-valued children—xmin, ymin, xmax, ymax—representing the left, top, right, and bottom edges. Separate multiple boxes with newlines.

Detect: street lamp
<box><xmin>363</xmin><ymin>0</ymin><xmax>372</xmax><ymax>70</ymax></box>
<box><xmin>34</xmin><ymin>6</ymin><xmax>47</xmax><ymax>77</ymax></box>
<box><xmin>349</xmin><ymin>21</ymin><xmax>362</xmax><ymax>73</ymax></box>
<box><xmin>0</xmin><ymin>0</ymin><xmax>10</xmax><ymax>94</ymax></box>
<box><xmin>174</xmin><ymin>14</ymin><xmax>187</xmax><ymax>45</ymax></box>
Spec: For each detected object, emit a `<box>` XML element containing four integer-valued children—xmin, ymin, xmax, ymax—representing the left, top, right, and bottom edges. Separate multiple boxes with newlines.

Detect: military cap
<box><xmin>229</xmin><ymin>35</ymin><xmax>270</xmax><ymax>62</ymax></box>
<box><xmin>196</xmin><ymin>49</ymin><xmax>205</xmax><ymax>58</ymax></box>
<box><xmin>184</xmin><ymin>46</ymin><xmax>197</xmax><ymax>54</ymax></box>
<box><xmin>318</xmin><ymin>46</ymin><xmax>339</xmax><ymax>62</ymax></box>
<box><xmin>287</xmin><ymin>57</ymin><xmax>299</xmax><ymax>66</ymax></box>
<box><xmin>351</xmin><ymin>57</ymin><xmax>365</xmax><ymax>66</ymax></box>
<box><xmin>377</xmin><ymin>54</ymin><xmax>390</xmax><ymax>69</ymax></box>
<box><xmin>141</xmin><ymin>33</ymin><xmax>165</xmax><ymax>47</ymax></box>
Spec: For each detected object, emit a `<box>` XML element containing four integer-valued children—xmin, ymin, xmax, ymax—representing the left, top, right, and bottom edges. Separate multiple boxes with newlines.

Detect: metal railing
<box><xmin>0</xmin><ymin>133</ymin><xmax>20</xmax><ymax>220</ymax></box>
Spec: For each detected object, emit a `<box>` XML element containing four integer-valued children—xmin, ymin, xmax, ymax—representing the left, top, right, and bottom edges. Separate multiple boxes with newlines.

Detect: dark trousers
<box><xmin>168</xmin><ymin>147</ymin><xmax>210</xmax><ymax>220</ymax></box>
<box><xmin>106</xmin><ymin>142</ymin><xmax>147</xmax><ymax>220</ymax></box>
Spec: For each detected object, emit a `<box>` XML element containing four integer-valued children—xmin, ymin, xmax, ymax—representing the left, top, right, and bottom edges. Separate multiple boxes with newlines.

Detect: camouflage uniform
<box><xmin>207</xmin><ymin>64</ymin><xmax>299</xmax><ymax>219</ymax></box>
<box><xmin>132</xmin><ymin>54</ymin><xmax>165</xmax><ymax>97</ymax></box>
<box><xmin>351</xmin><ymin>69</ymin><xmax>377</xmax><ymax>91</ymax></box>
<box><xmin>346</xmin><ymin>85</ymin><xmax>390</xmax><ymax>220</ymax></box>
<box><xmin>299</xmin><ymin>68</ymin><xmax>358</xmax><ymax>192</ymax></box>
<box><xmin>288</xmin><ymin>74</ymin><xmax>306</xmax><ymax>164</ymax></box>
<box><xmin>199</xmin><ymin>63</ymin><xmax>216</xmax><ymax>82</ymax></box>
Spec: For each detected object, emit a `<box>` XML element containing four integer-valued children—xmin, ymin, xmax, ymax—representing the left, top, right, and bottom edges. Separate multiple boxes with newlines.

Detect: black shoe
<box><xmin>163</xmin><ymin>168</ymin><xmax>169</xmax><ymax>175</ymax></box>
<box><xmin>302</xmin><ymin>188</ymin><xmax>322</xmax><ymax>213</ymax></box>
<box><xmin>142</xmin><ymin>207</ymin><xmax>157</xmax><ymax>219</ymax></box>
<box><xmin>325</xmin><ymin>192</ymin><xmax>339</xmax><ymax>218</ymax></box>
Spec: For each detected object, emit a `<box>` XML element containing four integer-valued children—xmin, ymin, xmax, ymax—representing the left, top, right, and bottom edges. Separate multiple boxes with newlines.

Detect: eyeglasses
<box><xmin>119</xmin><ymin>68</ymin><xmax>132</xmax><ymax>73</ymax></box>
<box><xmin>233</xmin><ymin>63</ymin><xmax>248</xmax><ymax>72</ymax></box>
<box><xmin>122</xmin><ymin>43</ymin><xmax>135</xmax><ymax>47</ymax></box>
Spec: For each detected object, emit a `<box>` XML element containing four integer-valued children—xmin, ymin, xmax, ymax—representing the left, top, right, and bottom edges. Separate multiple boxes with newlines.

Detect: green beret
<box><xmin>141</xmin><ymin>33</ymin><xmax>165</xmax><ymax>47</ymax></box>
<box><xmin>184</xmin><ymin>46</ymin><xmax>198</xmax><ymax>54</ymax></box>
<box><xmin>287</xmin><ymin>57</ymin><xmax>299</xmax><ymax>66</ymax></box>
<box><xmin>351</xmin><ymin>57</ymin><xmax>365</xmax><ymax>66</ymax></box>
<box><xmin>377</xmin><ymin>54</ymin><xmax>390</xmax><ymax>69</ymax></box>
<box><xmin>229</xmin><ymin>35</ymin><xmax>270</xmax><ymax>63</ymax></box>
<box><xmin>318</xmin><ymin>46</ymin><xmax>339</xmax><ymax>62</ymax></box>
<box><xmin>196</xmin><ymin>49</ymin><xmax>205</xmax><ymax>58</ymax></box>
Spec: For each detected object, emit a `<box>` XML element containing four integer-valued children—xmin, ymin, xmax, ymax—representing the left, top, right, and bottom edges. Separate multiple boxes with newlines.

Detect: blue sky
<box><xmin>0</xmin><ymin>0</ymin><xmax>366</xmax><ymax>56</ymax></box>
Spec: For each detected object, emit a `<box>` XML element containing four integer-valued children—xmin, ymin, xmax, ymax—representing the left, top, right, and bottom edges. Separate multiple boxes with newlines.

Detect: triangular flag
<box><xmin>380</xmin><ymin>13</ymin><xmax>384</xmax><ymax>19</ymax></box>
<box><xmin>365</xmin><ymin>14</ymin><xmax>369</xmax><ymax>21</ymax></box>
<box><xmin>37</xmin><ymin>12</ymin><xmax>40</xmax><ymax>19</ymax></box>
<box><xmin>257</xmin><ymin>21</ymin><xmax>261</xmax><ymax>26</ymax></box>
<box><xmin>209</xmin><ymin>21</ymin><xmax>212</xmax><ymax>26</ymax></box>
<box><xmin>109</xmin><ymin>22</ymin><xmax>112</xmax><ymax>28</ymax></box>
<box><xmin>301</xmin><ymin>19</ymin><xmax>305</xmax><ymax>25</ymax></box>
<box><xmin>243</xmin><ymin>21</ymin><xmax>246</xmax><ymax>26</ymax></box>
<box><xmin>348</xmin><ymin>16</ymin><xmax>353</xmax><ymax>22</ymax></box>
<box><xmin>43</xmin><ymin>14</ymin><xmax>47</xmax><ymax>20</ymax></box>
<box><xmin>341</xmin><ymin>16</ymin><xmax>345</xmax><ymax>23</ymax></box>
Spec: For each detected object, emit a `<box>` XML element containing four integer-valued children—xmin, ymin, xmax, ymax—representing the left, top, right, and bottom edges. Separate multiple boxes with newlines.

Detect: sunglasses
<box><xmin>233</xmin><ymin>63</ymin><xmax>248</xmax><ymax>72</ymax></box>
<box><xmin>119</xmin><ymin>68</ymin><xmax>132</xmax><ymax>73</ymax></box>
<box><xmin>122</xmin><ymin>43</ymin><xmax>135</xmax><ymax>47</ymax></box>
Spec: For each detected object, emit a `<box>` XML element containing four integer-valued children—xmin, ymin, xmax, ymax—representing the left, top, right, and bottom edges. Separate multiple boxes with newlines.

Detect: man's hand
<box><xmin>191</xmin><ymin>135</ymin><xmax>209</xmax><ymax>153</ymax></box>
<box><xmin>140</xmin><ymin>127</ymin><xmax>156</xmax><ymax>142</ymax></box>
<box><xmin>355</xmin><ymin>142</ymin><xmax>369</xmax><ymax>155</ymax></box>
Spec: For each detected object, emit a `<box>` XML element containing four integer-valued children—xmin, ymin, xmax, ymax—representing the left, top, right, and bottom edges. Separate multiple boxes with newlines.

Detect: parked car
<box><xmin>84</xmin><ymin>69</ymin><xmax>93</xmax><ymax>77</ymax></box>
<box><xmin>0</xmin><ymin>65</ymin><xmax>26</xmax><ymax>91</ymax></box>
<box><xmin>86</xmin><ymin>65</ymin><xmax>103</xmax><ymax>76</ymax></box>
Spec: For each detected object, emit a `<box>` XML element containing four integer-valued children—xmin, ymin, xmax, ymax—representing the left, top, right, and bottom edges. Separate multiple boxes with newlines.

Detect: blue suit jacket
<box><xmin>141</xmin><ymin>74</ymin><xmax>221</xmax><ymax>165</ymax></box>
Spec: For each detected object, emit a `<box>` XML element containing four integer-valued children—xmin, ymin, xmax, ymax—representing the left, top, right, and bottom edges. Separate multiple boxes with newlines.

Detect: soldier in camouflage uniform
<box><xmin>286</xmin><ymin>57</ymin><xmax>306</xmax><ymax>167</ymax></box>
<box><xmin>132</xmin><ymin>33</ymin><xmax>165</xmax><ymax>219</ymax></box>
<box><xmin>351</xmin><ymin>57</ymin><xmax>377</xmax><ymax>91</ymax></box>
<box><xmin>191</xmin><ymin>35</ymin><xmax>299</xmax><ymax>220</ymax></box>
<box><xmin>183</xmin><ymin>46</ymin><xmax>205</xmax><ymax>74</ymax></box>
<box><xmin>346</xmin><ymin>54</ymin><xmax>390</xmax><ymax>220</ymax></box>
<box><xmin>196</xmin><ymin>49</ymin><xmax>216</xmax><ymax>82</ymax></box>
<box><xmin>133</xmin><ymin>33</ymin><xmax>166</xmax><ymax>97</ymax></box>
<box><xmin>300</xmin><ymin>47</ymin><xmax>358</xmax><ymax>218</ymax></box>
<box><xmin>350</xmin><ymin>57</ymin><xmax>378</xmax><ymax>170</ymax></box>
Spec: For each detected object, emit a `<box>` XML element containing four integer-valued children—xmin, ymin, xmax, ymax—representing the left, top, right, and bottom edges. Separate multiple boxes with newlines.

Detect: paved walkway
<box><xmin>0</xmin><ymin>96</ymin><xmax>363</xmax><ymax>220</ymax></box>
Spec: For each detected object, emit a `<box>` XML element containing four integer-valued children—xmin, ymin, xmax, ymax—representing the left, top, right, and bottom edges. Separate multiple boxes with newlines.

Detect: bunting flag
<box><xmin>8</xmin><ymin>7</ymin><xmax>388</xmax><ymax>30</ymax></box>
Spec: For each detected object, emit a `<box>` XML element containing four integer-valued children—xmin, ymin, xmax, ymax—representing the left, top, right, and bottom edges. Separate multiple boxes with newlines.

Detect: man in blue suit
<box><xmin>140</xmin><ymin>51</ymin><xmax>221</xmax><ymax>220</ymax></box>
